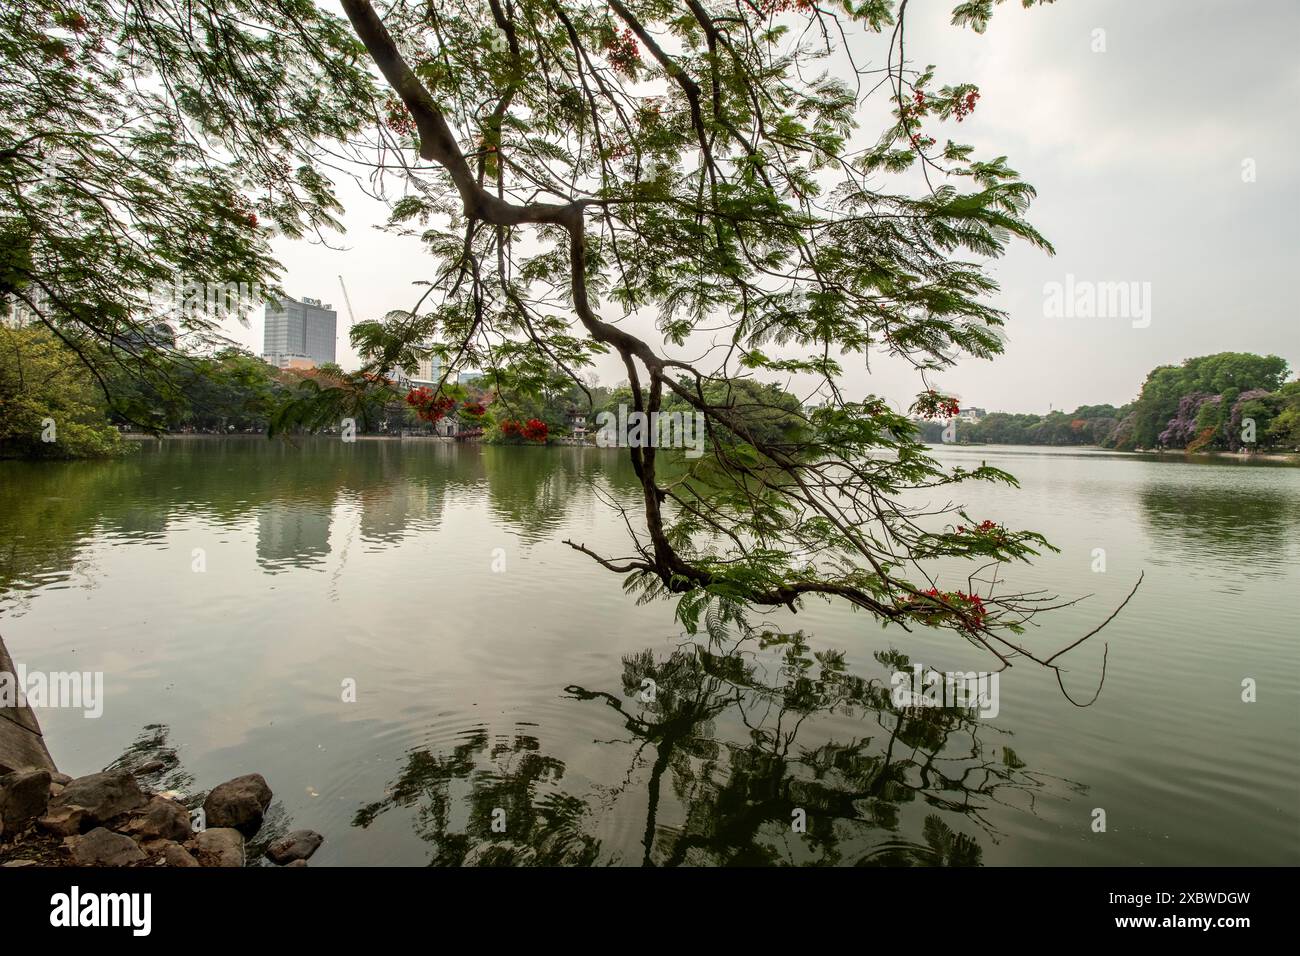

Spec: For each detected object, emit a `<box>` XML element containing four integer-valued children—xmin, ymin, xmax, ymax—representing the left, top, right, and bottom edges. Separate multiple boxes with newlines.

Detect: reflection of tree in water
<box><xmin>103</xmin><ymin>723</ymin><xmax>294</xmax><ymax>864</ymax></box>
<box><xmin>0</xmin><ymin>442</ymin><xmax>649</xmax><ymax>608</ymax></box>
<box><xmin>352</xmin><ymin>727</ymin><xmax>601</xmax><ymax>866</ymax></box>
<box><xmin>578</xmin><ymin>634</ymin><xmax>1070</xmax><ymax>866</ymax></box>
<box><xmin>1139</xmin><ymin>482</ymin><xmax>1299</xmax><ymax>569</ymax></box>
<box><xmin>104</xmin><ymin>722</ymin><xmax>196</xmax><ymax>798</ymax></box>
<box><xmin>0</xmin><ymin>440</ymin><xmax>591</xmax><ymax>599</ymax></box>
<box><xmin>481</xmin><ymin>446</ymin><xmax>638</xmax><ymax>543</ymax></box>
<box><xmin>355</xmin><ymin>634</ymin><xmax>1083</xmax><ymax>866</ymax></box>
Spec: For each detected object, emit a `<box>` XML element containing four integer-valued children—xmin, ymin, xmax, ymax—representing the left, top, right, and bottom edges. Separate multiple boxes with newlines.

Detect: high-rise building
<box><xmin>263</xmin><ymin>295</ymin><xmax>337</xmax><ymax>368</ymax></box>
<box><xmin>412</xmin><ymin>350</ymin><xmax>442</xmax><ymax>388</ymax></box>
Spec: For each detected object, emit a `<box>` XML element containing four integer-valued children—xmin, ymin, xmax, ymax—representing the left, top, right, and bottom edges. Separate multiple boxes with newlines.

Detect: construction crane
<box><xmin>337</xmin><ymin>275</ymin><xmax>357</xmax><ymax>328</ymax></box>
<box><xmin>340</xmin><ymin>274</ymin><xmax>411</xmax><ymax>388</ymax></box>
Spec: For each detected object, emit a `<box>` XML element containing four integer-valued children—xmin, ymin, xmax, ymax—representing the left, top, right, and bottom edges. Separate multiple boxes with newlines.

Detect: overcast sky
<box><xmin>226</xmin><ymin>0</ymin><xmax>1299</xmax><ymax>414</ymax></box>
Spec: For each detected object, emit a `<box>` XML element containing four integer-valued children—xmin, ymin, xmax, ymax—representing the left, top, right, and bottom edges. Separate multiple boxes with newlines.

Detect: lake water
<box><xmin>1</xmin><ymin>439</ymin><xmax>1296</xmax><ymax>865</ymax></box>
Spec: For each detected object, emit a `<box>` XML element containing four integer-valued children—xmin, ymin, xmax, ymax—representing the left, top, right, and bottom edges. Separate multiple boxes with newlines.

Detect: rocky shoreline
<box><xmin>0</xmin><ymin>766</ymin><xmax>322</xmax><ymax>868</ymax></box>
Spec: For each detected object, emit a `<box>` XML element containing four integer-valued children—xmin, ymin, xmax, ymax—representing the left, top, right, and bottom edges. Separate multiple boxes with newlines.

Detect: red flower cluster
<box><xmin>461</xmin><ymin>401</ymin><xmax>486</xmax><ymax>418</ymax></box>
<box><xmin>917</xmin><ymin>587</ymin><xmax>988</xmax><ymax>632</ymax></box>
<box><xmin>912</xmin><ymin>390</ymin><xmax>961</xmax><ymax>419</ymax></box>
<box><xmin>953</xmin><ymin>89</ymin><xmax>980</xmax><ymax>122</ymax></box>
<box><xmin>898</xmin><ymin>89</ymin><xmax>932</xmax><ymax>147</ymax></box>
<box><xmin>223</xmin><ymin>191</ymin><xmax>260</xmax><ymax>232</ymax></box>
<box><xmin>499</xmin><ymin>418</ymin><xmax>547</xmax><ymax>441</ymax></box>
<box><xmin>605</xmin><ymin>27</ymin><xmax>639</xmax><ymax>76</ymax></box>
<box><xmin>952</xmin><ymin>590</ymin><xmax>987</xmax><ymax>630</ymax></box>
<box><xmin>406</xmin><ymin>387</ymin><xmax>456</xmax><ymax>422</ymax></box>
<box><xmin>956</xmin><ymin>519</ymin><xmax>1008</xmax><ymax>546</ymax></box>
<box><xmin>384</xmin><ymin>96</ymin><xmax>416</xmax><ymax>137</ymax></box>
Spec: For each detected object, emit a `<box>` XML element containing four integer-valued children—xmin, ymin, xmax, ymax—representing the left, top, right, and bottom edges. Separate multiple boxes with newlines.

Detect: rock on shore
<box><xmin>0</xmin><ymin>768</ymin><xmax>51</xmax><ymax>836</ymax></box>
<box><xmin>202</xmin><ymin>773</ymin><xmax>272</xmax><ymax>836</ymax></box>
<box><xmin>267</xmin><ymin>829</ymin><xmax>324</xmax><ymax>865</ymax></box>
<box><xmin>0</xmin><ymin>766</ymin><xmax>322</xmax><ymax>867</ymax></box>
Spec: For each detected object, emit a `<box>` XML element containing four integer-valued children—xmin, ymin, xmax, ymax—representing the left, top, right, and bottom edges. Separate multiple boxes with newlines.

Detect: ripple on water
<box><xmin>0</xmin><ymin>441</ymin><xmax>1296</xmax><ymax>865</ymax></box>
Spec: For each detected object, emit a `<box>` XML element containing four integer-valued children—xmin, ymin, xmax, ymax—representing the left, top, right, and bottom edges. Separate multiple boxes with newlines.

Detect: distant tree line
<box><xmin>10</xmin><ymin>330</ymin><xmax>1294</xmax><ymax>462</ymax></box>
<box><xmin>917</xmin><ymin>353</ymin><xmax>1299</xmax><ymax>452</ymax></box>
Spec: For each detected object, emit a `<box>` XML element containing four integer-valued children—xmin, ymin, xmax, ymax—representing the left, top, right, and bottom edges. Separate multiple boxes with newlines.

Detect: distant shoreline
<box><xmin>120</xmin><ymin>433</ymin><xmax>1300</xmax><ymax>464</ymax></box>
<box><xmin>123</xmin><ymin>432</ymin><xmax>456</xmax><ymax>442</ymax></box>
<box><xmin>930</xmin><ymin>441</ymin><xmax>1300</xmax><ymax>464</ymax></box>
<box><xmin>1136</xmin><ymin>447</ymin><xmax>1299</xmax><ymax>464</ymax></box>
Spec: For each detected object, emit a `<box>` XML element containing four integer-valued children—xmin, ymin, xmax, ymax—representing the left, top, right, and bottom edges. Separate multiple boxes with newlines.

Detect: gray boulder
<box><xmin>50</xmin><ymin>770</ymin><xmax>146</xmax><ymax>828</ymax></box>
<box><xmin>0</xmin><ymin>768</ymin><xmax>51</xmax><ymax>836</ymax></box>
<box><xmin>267</xmin><ymin>829</ymin><xmax>324</xmax><ymax>865</ymax></box>
<box><xmin>188</xmin><ymin>827</ymin><xmax>245</xmax><ymax>867</ymax></box>
<box><xmin>202</xmin><ymin>774</ymin><xmax>272</xmax><ymax>835</ymax></box>
<box><xmin>70</xmin><ymin>827</ymin><xmax>146</xmax><ymax>866</ymax></box>
<box><xmin>123</xmin><ymin>796</ymin><xmax>192</xmax><ymax>846</ymax></box>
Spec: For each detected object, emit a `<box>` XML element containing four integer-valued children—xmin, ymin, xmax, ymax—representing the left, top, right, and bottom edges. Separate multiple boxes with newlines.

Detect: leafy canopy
<box><xmin>2</xmin><ymin>0</ymin><xmax>1139</xmax><ymax>675</ymax></box>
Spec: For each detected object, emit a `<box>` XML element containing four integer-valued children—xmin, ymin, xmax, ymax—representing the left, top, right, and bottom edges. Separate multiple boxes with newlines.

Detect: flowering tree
<box><xmin>2</xmin><ymin>0</ymin><xmax>1138</xmax><ymax>679</ymax></box>
<box><xmin>1157</xmin><ymin>392</ymin><xmax>1216</xmax><ymax>448</ymax></box>
<box><xmin>405</xmin><ymin>386</ymin><xmax>456</xmax><ymax>422</ymax></box>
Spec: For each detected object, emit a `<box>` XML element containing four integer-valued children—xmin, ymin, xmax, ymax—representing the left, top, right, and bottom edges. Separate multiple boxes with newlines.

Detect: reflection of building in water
<box><xmin>358</xmin><ymin>481</ymin><xmax>443</xmax><ymax>544</ymax></box>
<box><xmin>256</xmin><ymin>502</ymin><xmax>332</xmax><ymax>570</ymax></box>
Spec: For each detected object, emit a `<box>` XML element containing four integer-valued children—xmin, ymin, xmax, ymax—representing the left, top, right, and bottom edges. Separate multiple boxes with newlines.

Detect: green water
<box><xmin>1</xmin><ymin>439</ymin><xmax>1296</xmax><ymax>865</ymax></box>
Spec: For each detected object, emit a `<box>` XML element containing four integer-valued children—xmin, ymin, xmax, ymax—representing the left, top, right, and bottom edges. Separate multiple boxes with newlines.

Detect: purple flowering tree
<box><xmin>1158</xmin><ymin>392</ymin><xmax>1216</xmax><ymax>447</ymax></box>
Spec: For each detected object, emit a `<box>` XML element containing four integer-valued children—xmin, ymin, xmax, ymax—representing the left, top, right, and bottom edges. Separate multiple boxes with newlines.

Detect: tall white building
<box><xmin>263</xmin><ymin>295</ymin><xmax>337</xmax><ymax>368</ymax></box>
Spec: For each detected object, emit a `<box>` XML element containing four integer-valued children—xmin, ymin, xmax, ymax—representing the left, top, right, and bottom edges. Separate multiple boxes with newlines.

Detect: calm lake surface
<box><xmin>1</xmin><ymin>439</ymin><xmax>1297</xmax><ymax>865</ymax></box>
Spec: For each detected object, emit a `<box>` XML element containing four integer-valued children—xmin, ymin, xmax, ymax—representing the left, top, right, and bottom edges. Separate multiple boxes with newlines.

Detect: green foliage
<box><xmin>0</xmin><ymin>0</ymin><xmax>377</xmax><ymax>417</ymax></box>
<box><xmin>0</xmin><ymin>324</ymin><xmax>129</xmax><ymax>458</ymax></box>
<box><xmin>1</xmin><ymin>0</ymin><xmax>1122</xmax><ymax>663</ymax></box>
<box><xmin>97</xmin><ymin>346</ymin><xmax>285</xmax><ymax>433</ymax></box>
<box><xmin>919</xmin><ymin>406</ymin><xmax>1126</xmax><ymax>447</ymax></box>
<box><xmin>1117</xmin><ymin>353</ymin><xmax>1289</xmax><ymax>451</ymax></box>
<box><xmin>918</xmin><ymin>354</ymin><xmax>1297</xmax><ymax>454</ymax></box>
<box><xmin>269</xmin><ymin>366</ymin><xmax>400</xmax><ymax>437</ymax></box>
<box><xmin>1263</xmin><ymin>381</ymin><xmax>1300</xmax><ymax>447</ymax></box>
